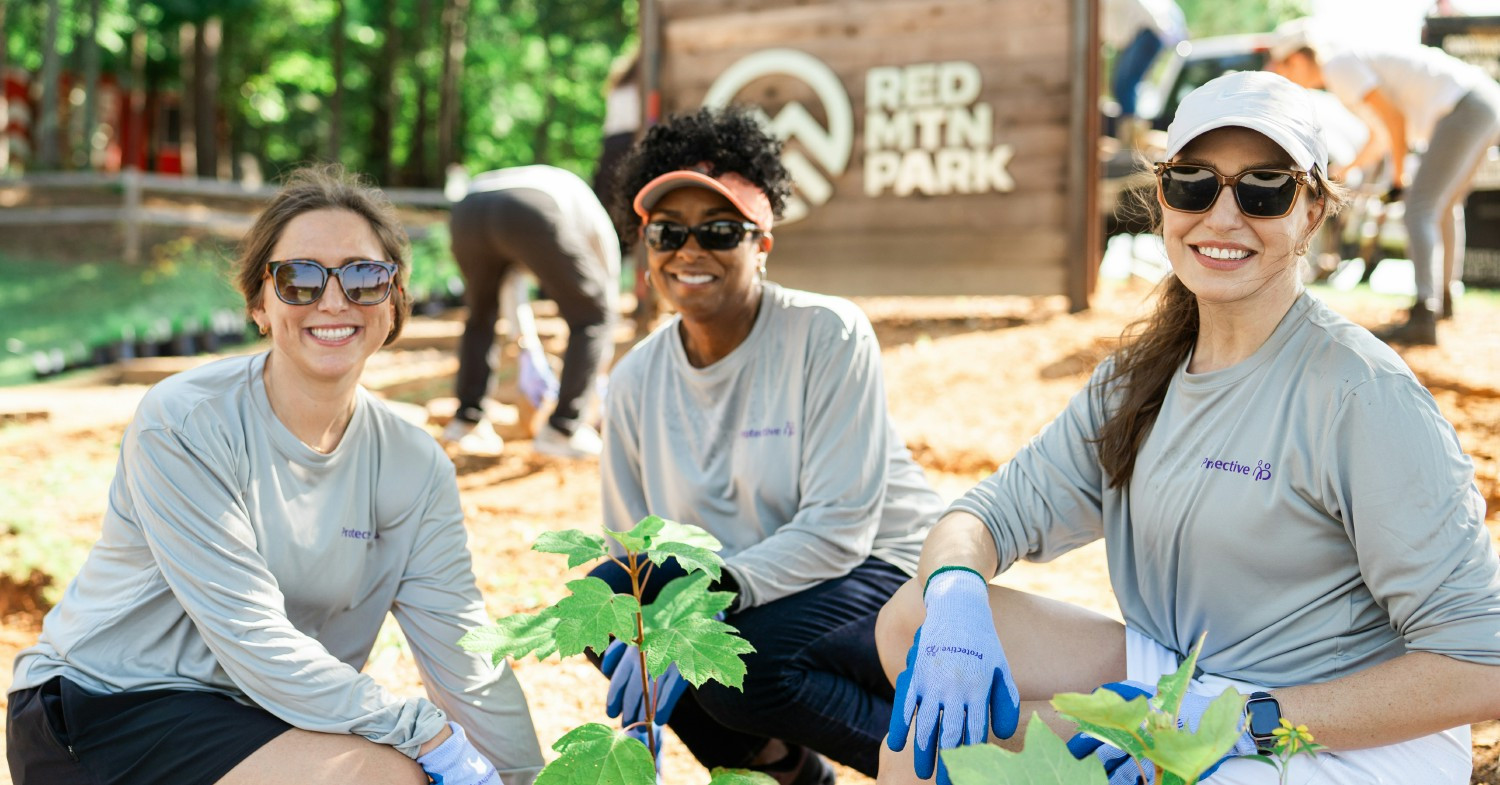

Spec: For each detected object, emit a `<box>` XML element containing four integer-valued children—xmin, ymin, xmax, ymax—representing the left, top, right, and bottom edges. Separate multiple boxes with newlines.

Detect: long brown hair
<box><xmin>1094</xmin><ymin>167</ymin><xmax>1345</xmax><ymax>488</ymax></box>
<box><xmin>235</xmin><ymin>164</ymin><xmax>413</xmax><ymax>345</ymax></box>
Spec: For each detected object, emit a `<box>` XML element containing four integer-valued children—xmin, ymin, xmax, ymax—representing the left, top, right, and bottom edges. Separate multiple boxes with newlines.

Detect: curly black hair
<box><xmin>609</xmin><ymin>105</ymin><xmax>794</xmax><ymax>243</ymax></box>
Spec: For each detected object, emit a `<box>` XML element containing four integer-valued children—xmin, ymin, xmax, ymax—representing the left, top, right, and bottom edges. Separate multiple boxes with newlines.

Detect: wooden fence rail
<box><xmin>0</xmin><ymin>170</ymin><xmax>451</xmax><ymax>263</ymax></box>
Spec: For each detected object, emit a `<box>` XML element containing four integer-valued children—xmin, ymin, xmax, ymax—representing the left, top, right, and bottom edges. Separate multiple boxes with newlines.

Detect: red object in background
<box><xmin>3</xmin><ymin>68</ymin><xmax>31</xmax><ymax>159</ymax></box>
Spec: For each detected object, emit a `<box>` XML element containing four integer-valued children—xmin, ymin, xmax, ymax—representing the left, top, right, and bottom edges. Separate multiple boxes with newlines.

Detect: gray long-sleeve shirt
<box><xmin>11</xmin><ymin>353</ymin><xmax>544</xmax><ymax>780</ymax></box>
<box><xmin>601</xmin><ymin>283</ymin><xmax>942</xmax><ymax>608</ymax></box>
<box><xmin>953</xmin><ymin>292</ymin><xmax>1500</xmax><ymax>687</ymax></box>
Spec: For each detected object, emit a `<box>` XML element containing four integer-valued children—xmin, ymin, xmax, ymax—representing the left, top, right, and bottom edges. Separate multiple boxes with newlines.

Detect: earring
<box><xmin>758</xmin><ymin>264</ymin><xmax>767</xmax><ymax>279</ymax></box>
<box><xmin>258</xmin><ymin>323</ymin><xmax>269</xmax><ymax>336</ymax></box>
<box><xmin>644</xmin><ymin>270</ymin><xmax>653</xmax><ymax>288</ymax></box>
<box><xmin>1295</xmin><ymin>244</ymin><xmax>1309</xmax><ymax>257</ymax></box>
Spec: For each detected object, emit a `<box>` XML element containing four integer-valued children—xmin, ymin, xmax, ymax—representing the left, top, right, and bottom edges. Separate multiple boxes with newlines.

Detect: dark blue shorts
<box><xmin>6</xmin><ymin>676</ymin><xmax>291</xmax><ymax>785</ymax></box>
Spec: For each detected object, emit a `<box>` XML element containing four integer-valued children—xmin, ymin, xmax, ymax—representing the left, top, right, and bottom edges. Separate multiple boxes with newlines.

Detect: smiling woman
<box><xmin>6</xmin><ymin>166</ymin><xmax>545</xmax><ymax>785</ymax></box>
<box><xmin>577</xmin><ymin>106</ymin><xmax>945</xmax><ymax>783</ymax></box>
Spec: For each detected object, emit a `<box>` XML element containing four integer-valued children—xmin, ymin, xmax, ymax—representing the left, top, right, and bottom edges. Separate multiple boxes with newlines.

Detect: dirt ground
<box><xmin>1</xmin><ymin>278</ymin><xmax>1498</xmax><ymax>784</ymax></box>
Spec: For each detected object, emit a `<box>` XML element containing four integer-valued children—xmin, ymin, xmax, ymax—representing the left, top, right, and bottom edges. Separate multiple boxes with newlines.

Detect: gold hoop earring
<box><xmin>258</xmin><ymin>324</ymin><xmax>269</xmax><ymax>336</ymax></box>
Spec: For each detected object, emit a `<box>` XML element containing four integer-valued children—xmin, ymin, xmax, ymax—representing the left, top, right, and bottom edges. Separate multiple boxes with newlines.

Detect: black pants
<box><xmin>450</xmin><ymin>187</ymin><xmax>615</xmax><ymax>434</ymax></box>
<box><xmin>587</xmin><ymin>557</ymin><xmax>908</xmax><ymax>776</ymax></box>
<box><xmin>7</xmin><ymin>676</ymin><xmax>290</xmax><ymax>785</ymax></box>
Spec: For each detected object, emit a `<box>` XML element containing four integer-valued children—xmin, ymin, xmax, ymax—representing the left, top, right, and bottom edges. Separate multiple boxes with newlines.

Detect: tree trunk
<box><xmin>329</xmin><ymin>0</ymin><xmax>346</xmax><ymax>163</ymax></box>
<box><xmin>126</xmin><ymin>25</ymin><xmax>146</xmax><ymax>170</ymax></box>
<box><xmin>194</xmin><ymin>17</ymin><xmax>219</xmax><ymax>178</ymax></box>
<box><xmin>0</xmin><ymin>0</ymin><xmax>10</xmax><ymax>174</ymax></box>
<box><xmin>368</xmin><ymin>0</ymin><xmax>399</xmax><ymax>185</ymax></box>
<box><xmin>436</xmin><ymin>0</ymin><xmax>469</xmax><ymax>175</ymax></box>
<box><xmin>406</xmin><ymin>0</ymin><xmax>431</xmax><ymax>185</ymax></box>
<box><xmin>80</xmin><ymin>0</ymin><xmax>101</xmax><ymax>169</ymax></box>
<box><xmin>178</xmin><ymin>22</ymin><xmax>196</xmax><ymax>176</ymax></box>
<box><xmin>37</xmin><ymin>0</ymin><xmax>63</xmax><ymax>169</ymax></box>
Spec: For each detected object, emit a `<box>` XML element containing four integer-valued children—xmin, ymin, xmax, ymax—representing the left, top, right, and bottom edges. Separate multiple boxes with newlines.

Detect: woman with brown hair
<box><xmin>878</xmin><ymin>71</ymin><xmax>1500</xmax><ymax>785</ymax></box>
<box><xmin>6</xmin><ymin>165</ymin><xmax>543</xmax><ymax>785</ymax></box>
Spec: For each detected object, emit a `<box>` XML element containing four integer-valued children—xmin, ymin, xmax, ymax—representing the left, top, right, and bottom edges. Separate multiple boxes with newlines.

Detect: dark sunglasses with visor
<box><xmin>645</xmin><ymin>220</ymin><xmax>762</xmax><ymax>252</ymax></box>
<box><xmin>1154</xmin><ymin>162</ymin><xmax>1312</xmax><ymax>219</ymax></box>
<box><xmin>265</xmin><ymin>259</ymin><xmax>399</xmax><ymax>306</ymax></box>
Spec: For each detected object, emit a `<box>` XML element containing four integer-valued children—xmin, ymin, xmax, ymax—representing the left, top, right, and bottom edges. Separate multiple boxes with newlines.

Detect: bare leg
<box><xmin>216</xmin><ymin>728</ymin><xmax>427</xmax><ymax>785</ymax></box>
<box><xmin>874</xmin><ymin>580</ymin><xmax>1127</xmax><ymax>784</ymax></box>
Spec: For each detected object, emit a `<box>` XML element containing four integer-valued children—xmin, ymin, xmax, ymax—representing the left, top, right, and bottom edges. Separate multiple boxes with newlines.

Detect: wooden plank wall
<box><xmin>658</xmin><ymin>0</ymin><xmax>1089</xmax><ymax>297</ymax></box>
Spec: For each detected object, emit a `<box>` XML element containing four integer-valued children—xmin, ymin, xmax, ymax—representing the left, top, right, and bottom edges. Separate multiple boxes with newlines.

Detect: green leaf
<box><xmin>642</xmin><ymin>614</ymin><xmax>755</xmax><ymax>687</ymax></box>
<box><xmin>646</xmin><ymin>540</ymin><xmax>724</xmax><ymax>580</ymax></box>
<box><xmin>551</xmin><ymin>578</ymin><xmax>642</xmax><ymax>658</ymax></box>
<box><xmin>941</xmin><ymin>715</ymin><xmax>1109</xmax><ymax>785</ymax></box>
<box><xmin>1156</xmin><ymin>632</ymin><xmax>1208</xmax><ymax>719</ymax></box>
<box><xmin>535</xmin><ymin>723</ymin><xmax>655</xmax><ymax>785</ymax></box>
<box><xmin>534</xmin><ymin>530</ymin><xmax>610</xmax><ymax>569</ymax></box>
<box><xmin>458</xmin><ymin>612</ymin><xmax>560</xmax><ymax>665</ymax></box>
<box><xmin>1052</xmin><ymin>687</ymin><xmax>1152</xmax><ymax>761</ymax></box>
<box><xmin>642</xmin><ymin>573</ymin><xmax>735</xmax><ymax>635</ymax></box>
<box><xmin>649</xmin><ymin>518</ymin><xmax>724</xmax><ymax>551</ymax></box>
<box><xmin>1150</xmin><ymin>690</ymin><xmax>1246</xmax><ymax>782</ymax></box>
<box><xmin>604</xmin><ymin>516</ymin><xmax>667</xmax><ymax>554</ymax></box>
<box><xmin>707</xmin><ymin>768</ymin><xmax>778</xmax><ymax>785</ymax></box>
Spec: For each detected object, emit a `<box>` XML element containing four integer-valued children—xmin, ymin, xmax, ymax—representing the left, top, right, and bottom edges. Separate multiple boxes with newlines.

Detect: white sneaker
<box><xmin>533</xmin><ymin>422</ymin><xmax>602</xmax><ymax>459</ymax></box>
<box><xmin>442</xmin><ymin>417</ymin><xmax>504</xmax><ymax>457</ymax></box>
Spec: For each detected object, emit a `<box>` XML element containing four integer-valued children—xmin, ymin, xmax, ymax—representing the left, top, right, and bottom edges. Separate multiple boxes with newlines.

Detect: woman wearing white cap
<box><xmin>877</xmin><ymin>71</ymin><xmax>1500</xmax><ymax>785</ymax></box>
<box><xmin>586</xmin><ymin>105</ymin><xmax>943</xmax><ymax>785</ymax></box>
<box><xmin>1271</xmin><ymin>18</ymin><xmax>1500</xmax><ymax>345</ymax></box>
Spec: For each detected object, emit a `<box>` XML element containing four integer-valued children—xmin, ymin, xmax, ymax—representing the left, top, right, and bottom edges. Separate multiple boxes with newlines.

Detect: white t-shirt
<box><xmin>1322</xmin><ymin>45</ymin><xmax>1490</xmax><ymax>147</ymax></box>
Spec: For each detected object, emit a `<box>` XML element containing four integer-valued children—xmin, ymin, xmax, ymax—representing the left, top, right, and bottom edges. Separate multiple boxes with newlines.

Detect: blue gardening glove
<box><xmin>602</xmin><ymin>638</ymin><xmax>689</xmax><ymax>730</ymax></box>
<box><xmin>1066</xmin><ymin>681</ymin><xmax>1257</xmax><ymax>783</ymax></box>
<box><xmin>887</xmin><ymin>567</ymin><xmax>1019</xmax><ymax>784</ymax></box>
<box><xmin>417</xmin><ymin>722</ymin><xmax>499</xmax><ymax>785</ymax></box>
<box><xmin>518</xmin><ymin>346</ymin><xmax>559</xmax><ymax>409</ymax></box>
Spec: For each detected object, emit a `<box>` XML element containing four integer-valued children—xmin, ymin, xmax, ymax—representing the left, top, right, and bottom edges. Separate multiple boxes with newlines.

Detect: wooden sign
<box><xmin>654</xmin><ymin>0</ymin><xmax>1100</xmax><ymax>307</ymax></box>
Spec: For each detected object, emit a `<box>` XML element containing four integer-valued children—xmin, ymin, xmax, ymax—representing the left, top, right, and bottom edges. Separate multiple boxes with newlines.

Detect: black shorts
<box><xmin>7</xmin><ymin>676</ymin><xmax>291</xmax><ymax>785</ymax></box>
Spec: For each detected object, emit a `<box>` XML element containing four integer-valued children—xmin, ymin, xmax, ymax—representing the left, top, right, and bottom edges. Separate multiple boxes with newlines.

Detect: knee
<box><xmin>693</xmin><ymin>666</ymin><xmax>801</xmax><ymax>731</ymax></box>
<box><xmin>874</xmin><ymin>580</ymin><xmax>925</xmax><ymax>685</ymax></box>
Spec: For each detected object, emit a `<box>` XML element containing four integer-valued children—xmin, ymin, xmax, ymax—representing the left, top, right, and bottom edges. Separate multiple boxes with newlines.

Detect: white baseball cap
<box><xmin>1164</xmin><ymin>70</ymin><xmax>1329</xmax><ymax>175</ymax></box>
<box><xmin>1269</xmin><ymin>17</ymin><xmax>1322</xmax><ymax>64</ymax></box>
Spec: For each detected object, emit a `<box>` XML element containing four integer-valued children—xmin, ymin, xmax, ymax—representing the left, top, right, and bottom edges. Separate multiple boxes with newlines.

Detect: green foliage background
<box><xmin>5</xmin><ymin>0</ymin><xmax>637</xmax><ymax>183</ymax></box>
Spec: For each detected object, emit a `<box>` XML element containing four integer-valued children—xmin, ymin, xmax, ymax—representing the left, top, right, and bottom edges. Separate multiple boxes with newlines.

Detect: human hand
<box><xmin>517</xmin><ymin>346</ymin><xmax>559</xmax><ymax>410</ymax></box>
<box><xmin>417</xmin><ymin>722</ymin><xmax>499</xmax><ymax>785</ymax></box>
<box><xmin>886</xmin><ymin>567</ymin><xmax>1018</xmax><ymax>783</ymax></box>
<box><xmin>602</xmin><ymin>638</ymin><xmax>688</xmax><ymax>730</ymax></box>
<box><xmin>1065</xmin><ymin>681</ymin><xmax>1256</xmax><ymax>783</ymax></box>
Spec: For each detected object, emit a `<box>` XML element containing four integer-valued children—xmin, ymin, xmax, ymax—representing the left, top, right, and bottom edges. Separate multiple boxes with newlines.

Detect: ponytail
<box><xmin>1094</xmin><ymin>275</ymin><xmax>1198</xmax><ymax>488</ymax></box>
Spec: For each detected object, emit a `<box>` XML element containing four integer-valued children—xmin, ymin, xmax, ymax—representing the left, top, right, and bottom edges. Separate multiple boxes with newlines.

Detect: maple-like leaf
<box><xmin>535</xmin><ymin>723</ymin><xmax>656</xmax><ymax>785</ymax></box>
<box><xmin>604</xmin><ymin>516</ymin><xmax>666</xmax><ymax>554</ymax></box>
<box><xmin>641</xmin><ymin>614</ymin><xmax>754</xmax><ymax>687</ymax></box>
<box><xmin>642</xmin><ymin>573</ymin><xmax>734</xmax><ymax>636</ymax></box>
<box><xmin>1149</xmin><ymin>690</ymin><xmax>1245</xmax><ymax>783</ymax></box>
<box><xmin>458</xmin><ymin>612</ymin><xmax>560</xmax><ymax>665</ymax></box>
<box><xmin>645</xmin><ymin>540</ymin><xmax>723</xmax><ymax>580</ymax></box>
<box><xmin>551</xmin><ymin>577</ymin><xmax>641</xmax><ymax>658</ymax></box>
<box><xmin>1052</xmin><ymin>685</ymin><xmax>1152</xmax><ymax>762</ymax></box>
<box><xmin>534</xmin><ymin>530</ymin><xmax>610</xmax><ymax>569</ymax></box>
<box><xmin>942</xmin><ymin>716</ymin><xmax>1108</xmax><ymax>785</ymax></box>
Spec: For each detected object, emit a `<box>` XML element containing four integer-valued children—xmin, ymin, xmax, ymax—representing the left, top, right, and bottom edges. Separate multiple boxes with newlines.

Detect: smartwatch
<box><xmin>1244</xmin><ymin>691</ymin><xmax>1283</xmax><ymax>754</ymax></box>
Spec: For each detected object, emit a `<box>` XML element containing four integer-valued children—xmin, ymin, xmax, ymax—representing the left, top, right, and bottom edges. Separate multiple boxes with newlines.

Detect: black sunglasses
<box><xmin>265</xmin><ymin>260</ymin><xmax>399</xmax><ymax>306</ymax></box>
<box><xmin>1154</xmin><ymin>162</ymin><xmax>1311</xmax><ymax>219</ymax></box>
<box><xmin>645</xmin><ymin>220</ymin><xmax>762</xmax><ymax>252</ymax></box>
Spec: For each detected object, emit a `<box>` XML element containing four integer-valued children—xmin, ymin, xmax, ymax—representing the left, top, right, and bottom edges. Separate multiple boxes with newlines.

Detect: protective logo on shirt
<box><xmin>740</xmin><ymin>421</ymin><xmax>796</xmax><ymax>439</ymax></box>
<box><xmin>1200</xmin><ymin>457</ymin><xmax>1273</xmax><ymax>482</ymax></box>
<box><xmin>341</xmin><ymin>527</ymin><xmax>380</xmax><ymax>540</ymax></box>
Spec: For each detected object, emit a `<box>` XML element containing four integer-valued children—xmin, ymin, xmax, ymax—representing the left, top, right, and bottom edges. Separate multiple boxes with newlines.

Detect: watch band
<box><xmin>1244</xmin><ymin>691</ymin><xmax>1283</xmax><ymax>754</ymax></box>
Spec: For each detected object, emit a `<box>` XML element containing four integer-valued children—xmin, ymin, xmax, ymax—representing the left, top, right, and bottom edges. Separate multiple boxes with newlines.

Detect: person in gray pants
<box><xmin>445</xmin><ymin>165</ymin><xmax>620</xmax><ymax>458</ymax></box>
<box><xmin>1272</xmin><ymin>18</ymin><xmax>1500</xmax><ymax>345</ymax></box>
